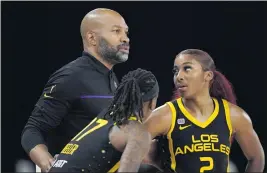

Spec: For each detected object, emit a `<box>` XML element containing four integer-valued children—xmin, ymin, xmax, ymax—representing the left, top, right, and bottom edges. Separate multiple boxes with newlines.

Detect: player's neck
<box><xmin>182</xmin><ymin>92</ymin><xmax>213</xmax><ymax>117</ymax></box>
<box><xmin>140</xmin><ymin>107</ymin><xmax>151</xmax><ymax>122</ymax></box>
<box><xmin>84</xmin><ymin>48</ymin><xmax>114</xmax><ymax>70</ymax></box>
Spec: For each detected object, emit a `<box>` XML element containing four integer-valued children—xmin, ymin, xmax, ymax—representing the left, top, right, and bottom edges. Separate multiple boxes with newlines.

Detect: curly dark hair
<box><xmin>104</xmin><ymin>68</ymin><xmax>158</xmax><ymax>125</ymax></box>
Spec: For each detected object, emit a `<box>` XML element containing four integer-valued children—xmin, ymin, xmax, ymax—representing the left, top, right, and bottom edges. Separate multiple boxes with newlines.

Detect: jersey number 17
<box><xmin>71</xmin><ymin>118</ymin><xmax>108</xmax><ymax>141</ymax></box>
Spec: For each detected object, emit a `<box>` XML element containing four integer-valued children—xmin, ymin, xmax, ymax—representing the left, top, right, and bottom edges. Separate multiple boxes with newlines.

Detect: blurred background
<box><xmin>2</xmin><ymin>1</ymin><xmax>266</xmax><ymax>172</ymax></box>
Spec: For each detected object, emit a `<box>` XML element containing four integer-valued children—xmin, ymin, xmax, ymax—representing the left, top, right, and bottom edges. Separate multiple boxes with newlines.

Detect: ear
<box><xmin>204</xmin><ymin>70</ymin><xmax>214</xmax><ymax>82</ymax></box>
<box><xmin>148</xmin><ymin>100</ymin><xmax>153</xmax><ymax>110</ymax></box>
<box><xmin>86</xmin><ymin>31</ymin><xmax>97</xmax><ymax>46</ymax></box>
<box><xmin>149</xmin><ymin>97</ymin><xmax>158</xmax><ymax>110</ymax></box>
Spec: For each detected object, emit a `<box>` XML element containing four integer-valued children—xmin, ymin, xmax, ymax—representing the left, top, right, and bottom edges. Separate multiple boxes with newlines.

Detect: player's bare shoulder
<box><xmin>144</xmin><ymin>102</ymin><xmax>173</xmax><ymax>137</ymax></box>
<box><xmin>152</xmin><ymin>103</ymin><xmax>172</xmax><ymax>119</ymax></box>
<box><xmin>228</xmin><ymin>102</ymin><xmax>253</xmax><ymax>133</ymax></box>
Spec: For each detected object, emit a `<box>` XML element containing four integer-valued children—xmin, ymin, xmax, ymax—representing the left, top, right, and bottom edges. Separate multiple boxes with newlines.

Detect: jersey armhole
<box><xmin>222</xmin><ymin>99</ymin><xmax>233</xmax><ymax>138</ymax></box>
<box><xmin>165</xmin><ymin>102</ymin><xmax>177</xmax><ymax>171</ymax></box>
<box><xmin>165</xmin><ymin>102</ymin><xmax>177</xmax><ymax>136</ymax></box>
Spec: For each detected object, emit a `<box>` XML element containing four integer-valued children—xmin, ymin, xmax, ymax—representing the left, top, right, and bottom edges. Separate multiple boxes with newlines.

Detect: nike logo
<box><xmin>44</xmin><ymin>93</ymin><xmax>53</xmax><ymax>98</ymax></box>
<box><xmin>44</xmin><ymin>85</ymin><xmax>56</xmax><ymax>98</ymax></box>
<box><xmin>179</xmin><ymin>124</ymin><xmax>192</xmax><ymax>130</ymax></box>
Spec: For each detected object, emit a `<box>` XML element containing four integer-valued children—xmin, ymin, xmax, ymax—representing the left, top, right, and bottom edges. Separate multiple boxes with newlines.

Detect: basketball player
<box><xmin>121</xmin><ymin>49</ymin><xmax>265</xmax><ymax>172</ymax></box>
<box><xmin>48</xmin><ymin>68</ymin><xmax>159</xmax><ymax>173</ymax></box>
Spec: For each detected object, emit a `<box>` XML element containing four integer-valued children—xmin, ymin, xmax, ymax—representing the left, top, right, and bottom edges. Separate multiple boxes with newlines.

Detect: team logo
<box><xmin>179</xmin><ymin>124</ymin><xmax>192</xmax><ymax>130</ymax></box>
<box><xmin>177</xmin><ymin>118</ymin><xmax>185</xmax><ymax>125</ymax></box>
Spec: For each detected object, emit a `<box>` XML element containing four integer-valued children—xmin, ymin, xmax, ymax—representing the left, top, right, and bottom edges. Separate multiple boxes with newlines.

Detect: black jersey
<box><xmin>49</xmin><ymin>112</ymin><xmax>123</xmax><ymax>173</ymax></box>
<box><xmin>158</xmin><ymin>98</ymin><xmax>233</xmax><ymax>173</ymax></box>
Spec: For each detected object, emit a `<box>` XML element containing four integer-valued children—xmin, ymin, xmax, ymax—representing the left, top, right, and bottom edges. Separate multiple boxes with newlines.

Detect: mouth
<box><xmin>119</xmin><ymin>45</ymin><xmax>130</xmax><ymax>52</ymax></box>
<box><xmin>119</xmin><ymin>49</ymin><xmax>129</xmax><ymax>54</ymax></box>
<box><xmin>177</xmin><ymin>84</ymin><xmax>188</xmax><ymax>92</ymax></box>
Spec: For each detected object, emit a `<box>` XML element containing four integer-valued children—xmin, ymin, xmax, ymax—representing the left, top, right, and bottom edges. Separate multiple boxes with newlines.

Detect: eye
<box><xmin>113</xmin><ymin>29</ymin><xmax>120</xmax><ymax>34</ymax></box>
<box><xmin>184</xmin><ymin>66</ymin><xmax>192</xmax><ymax>72</ymax></box>
<box><xmin>172</xmin><ymin>68</ymin><xmax>178</xmax><ymax>75</ymax></box>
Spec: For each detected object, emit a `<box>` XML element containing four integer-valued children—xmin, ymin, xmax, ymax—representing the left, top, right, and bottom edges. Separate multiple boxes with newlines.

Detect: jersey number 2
<box><xmin>200</xmin><ymin>157</ymin><xmax>213</xmax><ymax>172</ymax></box>
<box><xmin>71</xmin><ymin>118</ymin><xmax>108</xmax><ymax>141</ymax></box>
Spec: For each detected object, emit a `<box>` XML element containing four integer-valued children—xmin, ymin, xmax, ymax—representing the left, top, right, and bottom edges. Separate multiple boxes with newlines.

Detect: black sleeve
<box><xmin>21</xmin><ymin>68</ymin><xmax>79</xmax><ymax>154</ymax></box>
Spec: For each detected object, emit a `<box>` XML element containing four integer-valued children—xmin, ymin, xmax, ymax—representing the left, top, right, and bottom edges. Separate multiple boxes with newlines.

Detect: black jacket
<box><xmin>21</xmin><ymin>51</ymin><xmax>119</xmax><ymax>155</ymax></box>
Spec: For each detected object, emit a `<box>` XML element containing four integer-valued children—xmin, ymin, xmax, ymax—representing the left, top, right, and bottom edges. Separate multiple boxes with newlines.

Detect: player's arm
<box><xmin>144</xmin><ymin>103</ymin><xmax>173</xmax><ymax>139</ymax></box>
<box><xmin>140</xmin><ymin>103</ymin><xmax>173</xmax><ymax>169</ymax></box>
<box><xmin>142</xmin><ymin>139</ymin><xmax>163</xmax><ymax>171</ymax></box>
<box><xmin>230</xmin><ymin>103</ymin><xmax>265</xmax><ymax>172</ymax></box>
<box><xmin>118</xmin><ymin>121</ymin><xmax>151</xmax><ymax>172</ymax></box>
<box><xmin>21</xmin><ymin>70</ymin><xmax>77</xmax><ymax>172</ymax></box>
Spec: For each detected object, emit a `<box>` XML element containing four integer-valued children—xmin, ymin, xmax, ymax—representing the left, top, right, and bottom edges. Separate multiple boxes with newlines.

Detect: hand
<box><xmin>44</xmin><ymin>154</ymin><xmax>59</xmax><ymax>172</ymax></box>
<box><xmin>29</xmin><ymin>144</ymin><xmax>55</xmax><ymax>172</ymax></box>
<box><xmin>53</xmin><ymin>154</ymin><xmax>59</xmax><ymax>162</ymax></box>
<box><xmin>40</xmin><ymin>155</ymin><xmax>55</xmax><ymax>172</ymax></box>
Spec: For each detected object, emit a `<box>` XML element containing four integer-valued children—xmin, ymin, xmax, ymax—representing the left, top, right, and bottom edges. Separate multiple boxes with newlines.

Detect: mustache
<box><xmin>117</xmin><ymin>43</ymin><xmax>130</xmax><ymax>49</ymax></box>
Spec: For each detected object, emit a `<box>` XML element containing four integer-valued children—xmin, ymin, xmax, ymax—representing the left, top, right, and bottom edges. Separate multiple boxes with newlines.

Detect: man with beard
<box><xmin>21</xmin><ymin>8</ymin><xmax>130</xmax><ymax>172</ymax></box>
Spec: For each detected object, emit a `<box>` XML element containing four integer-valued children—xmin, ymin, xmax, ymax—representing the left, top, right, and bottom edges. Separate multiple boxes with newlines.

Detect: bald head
<box><xmin>80</xmin><ymin>8</ymin><xmax>130</xmax><ymax>67</ymax></box>
<box><xmin>80</xmin><ymin>8</ymin><xmax>126</xmax><ymax>39</ymax></box>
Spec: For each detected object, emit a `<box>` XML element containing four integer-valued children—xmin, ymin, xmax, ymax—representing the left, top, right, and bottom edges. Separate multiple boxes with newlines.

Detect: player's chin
<box><xmin>180</xmin><ymin>92</ymin><xmax>192</xmax><ymax>99</ymax></box>
<box><xmin>116</xmin><ymin>52</ymin><xmax>129</xmax><ymax>62</ymax></box>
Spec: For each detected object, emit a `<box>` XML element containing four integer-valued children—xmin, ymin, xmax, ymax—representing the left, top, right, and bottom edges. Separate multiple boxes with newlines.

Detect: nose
<box><xmin>176</xmin><ymin>70</ymin><xmax>184</xmax><ymax>82</ymax></box>
<box><xmin>121</xmin><ymin>33</ymin><xmax>130</xmax><ymax>44</ymax></box>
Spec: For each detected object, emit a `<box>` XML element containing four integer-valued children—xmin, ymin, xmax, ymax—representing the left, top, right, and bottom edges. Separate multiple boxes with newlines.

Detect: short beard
<box><xmin>97</xmin><ymin>37</ymin><xmax>129</xmax><ymax>65</ymax></box>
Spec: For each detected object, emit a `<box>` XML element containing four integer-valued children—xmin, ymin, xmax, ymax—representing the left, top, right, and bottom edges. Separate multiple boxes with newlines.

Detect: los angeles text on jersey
<box><xmin>175</xmin><ymin>134</ymin><xmax>230</xmax><ymax>155</ymax></box>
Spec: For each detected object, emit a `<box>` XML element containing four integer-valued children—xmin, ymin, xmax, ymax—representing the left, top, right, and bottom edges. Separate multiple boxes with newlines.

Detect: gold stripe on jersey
<box><xmin>222</xmin><ymin>99</ymin><xmax>232</xmax><ymax>137</ymax></box>
<box><xmin>128</xmin><ymin>116</ymin><xmax>142</xmax><ymax>123</ymax></box>
<box><xmin>108</xmin><ymin>161</ymin><xmax>120</xmax><ymax>172</ymax></box>
<box><xmin>71</xmin><ymin>118</ymin><xmax>97</xmax><ymax>141</ymax></box>
<box><xmin>113</xmin><ymin>116</ymin><xmax>142</xmax><ymax>125</ymax></box>
<box><xmin>177</xmin><ymin>98</ymin><xmax>219</xmax><ymax>128</ymax></box>
<box><xmin>129</xmin><ymin>116</ymin><xmax>137</xmax><ymax>121</ymax></box>
<box><xmin>166</xmin><ymin>102</ymin><xmax>177</xmax><ymax>171</ymax></box>
<box><xmin>222</xmin><ymin>99</ymin><xmax>232</xmax><ymax>172</ymax></box>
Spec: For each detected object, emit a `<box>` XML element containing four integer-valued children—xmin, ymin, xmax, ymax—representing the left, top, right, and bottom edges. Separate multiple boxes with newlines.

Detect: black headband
<box><xmin>142</xmin><ymin>82</ymin><xmax>159</xmax><ymax>102</ymax></box>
